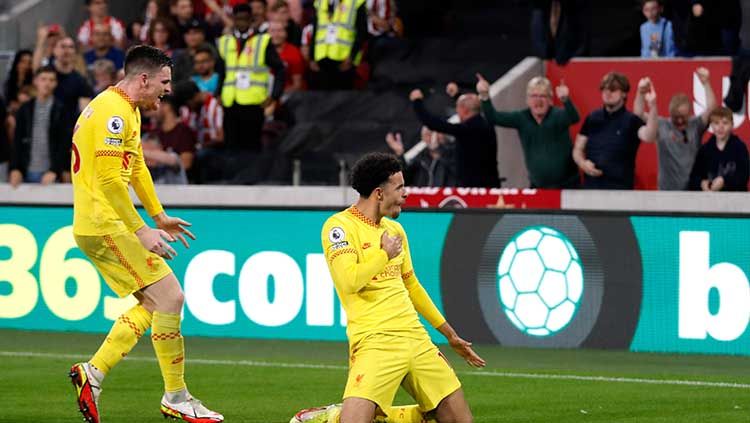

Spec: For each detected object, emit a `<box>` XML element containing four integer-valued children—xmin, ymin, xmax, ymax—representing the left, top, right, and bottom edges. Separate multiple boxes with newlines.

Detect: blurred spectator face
<box><xmin>669</xmin><ymin>95</ymin><xmax>691</xmax><ymax>131</ymax></box>
<box><xmin>269</xmin><ymin>21</ymin><xmax>287</xmax><ymax>46</ymax></box>
<box><xmin>642</xmin><ymin>1</ymin><xmax>661</xmax><ymax>23</ymax></box>
<box><xmin>93</xmin><ymin>59</ymin><xmax>116</xmax><ymax>91</ymax></box>
<box><xmin>175</xmin><ymin>0</ymin><xmax>194</xmax><ymax>21</ymax></box>
<box><xmin>184</xmin><ymin>28</ymin><xmax>206</xmax><ymax>49</ymax></box>
<box><xmin>146</xmin><ymin>0</ymin><xmax>159</xmax><ymax>19</ymax></box>
<box><xmin>34</xmin><ymin>70</ymin><xmax>58</xmax><ymax>98</ymax></box>
<box><xmin>53</xmin><ymin>37</ymin><xmax>77</xmax><ymax>64</ymax></box>
<box><xmin>92</xmin><ymin>23</ymin><xmax>114</xmax><ymax>50</ymax></box>
<box><xmin>710</xmin><ymin>116</ymin><xmax>732</xmax><ymax>140</ymax></box>
<box><xmin>601</xmin><ymin>87</ymin><xmax>626</xmax><ymax>109</ymax></box>
<box><xmin>88</xmin><ymin>0</ymin><xmax>108</xmax><ymax>18</ymax></box>
<box><xmin>193</xmin><ymin>51</ymin><xmax>215</xmax><ymax>77</ymax></box>
<box><xmin>526</xmin><ymin>86</ymin><xmax>552</xmax><ymax>118</ymax></box>
<box><xmin>152</xmin><ymin>22</ymin><xmax>170</xmax><ymax>46</ymax></box>
<box><xmin>16</xmin><ymin>52</ymin><xmax>32</xmax><ymax>75</ymax></box>
<box><xmin>250</xmin><ymin>0</ymin><xmax>267</xmax><ymax>27</ymax></box>
<box><xmin>456</xmin><ymin>94</ymin><xmax>480</xmax><ymax>121</ymax></box>
<box><xmin>234</xmin><ymin>10</ymin><xmax>252</xmax><ymax>33</ymax></box>
<box><xmin>273</xmin><ymin>4</ymin><xmax>291</xmax><ymax>23</ymax></box>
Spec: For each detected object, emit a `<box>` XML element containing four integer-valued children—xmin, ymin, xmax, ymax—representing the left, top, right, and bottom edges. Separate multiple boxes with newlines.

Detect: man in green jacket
<box><xmin>477</xmin><ymin>74</ymin><xmax>580</xmax><ymax>188</ymax></box>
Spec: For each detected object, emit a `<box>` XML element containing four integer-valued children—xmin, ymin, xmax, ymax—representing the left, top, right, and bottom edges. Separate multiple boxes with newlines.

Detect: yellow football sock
<box><xmin>151</xmin><ymin>312</ymin><xmax>187</xmax><ymax>392</ymax></box>
<box><xmin>90</xmin><ymin>304</ymin><xmax>152</xmax><ymax>375</ymax></box>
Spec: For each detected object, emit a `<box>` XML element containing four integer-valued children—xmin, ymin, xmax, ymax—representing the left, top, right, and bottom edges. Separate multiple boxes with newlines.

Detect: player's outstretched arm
<box><xmin>437</xmin><ymin>322</ymin><xmax>486</xmax><ymax>368</ymax></box>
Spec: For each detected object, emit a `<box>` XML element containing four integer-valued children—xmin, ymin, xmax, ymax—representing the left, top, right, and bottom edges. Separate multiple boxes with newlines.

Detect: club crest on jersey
<box><xmin>107</xmin><ymin>116</ymin><xmax>124</xmax><ymax>134</ymax></box>
<box><xmin>329</xmin><ymin>227</ymin><xmax>345</xmax><ymax>243</ymax></box>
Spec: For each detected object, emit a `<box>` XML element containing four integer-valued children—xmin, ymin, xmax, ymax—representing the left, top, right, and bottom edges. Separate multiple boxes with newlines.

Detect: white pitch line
<box><xmin>3</xmin><ymin>350</ymin><xmax>749</xmax><ymax>390</ymax></box>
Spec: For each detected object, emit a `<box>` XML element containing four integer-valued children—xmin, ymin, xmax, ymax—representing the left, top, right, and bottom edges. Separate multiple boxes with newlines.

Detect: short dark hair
<box><xmin>233</xmin><ymin>3</ymin><xmax>252</xmax><ymax>15</ymax></box>
<box><xmin>124</xmin><ymin>45</ymin><xmax>173</xmax><ymax>76</ymax></box>
<box><xmin>160</xmin><ymin>95</ymin><xmax>180</xmax><ymax>114</ymax></box>
<box><xmin>172</xmin><ymin>79</ymin><xmax>200</xmax><ymax>105</ymax></box>
<box><xmin>351</xmin><ymin>152</ymin><xmax>403</xmax><ymax>197</ymax></box>
<box><xmin>194</xmin><ymin>43</ymin><xmax>215</xmax><ymax>59</ymax></box>
<box><xmin>35</xmin><ymin>65</ymin><xmax>57</xmax><ymax>78</ymax></box>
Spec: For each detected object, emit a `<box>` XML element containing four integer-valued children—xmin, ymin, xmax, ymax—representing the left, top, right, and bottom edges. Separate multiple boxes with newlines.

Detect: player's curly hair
<box><xmin>351</xmin><ymin>152</ymin><xmax>402</xmax><ymax>198</ymax></box>
<box><xmin>124</xmin><ymin>45</ymin><xmax>173</xmax><ymax>77</ymax></box>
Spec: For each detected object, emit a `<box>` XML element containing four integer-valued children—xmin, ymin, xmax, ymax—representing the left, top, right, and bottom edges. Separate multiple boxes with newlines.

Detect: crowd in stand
<box><xmin>0</xmin><ymin>0</ymin><xmax>401</xmax><ymax>186</ymax></box>
<box><xmin>0</xmin><ymin>0</ymin><xmax>748</xmax><ymax>191</ymax></box>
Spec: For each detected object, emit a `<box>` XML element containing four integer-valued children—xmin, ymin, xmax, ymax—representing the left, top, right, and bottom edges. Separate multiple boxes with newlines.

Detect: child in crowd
<box><xmin>689</xmin><ymin>107</ymin><xmax>749</xmax><ymax>191</ymax></box>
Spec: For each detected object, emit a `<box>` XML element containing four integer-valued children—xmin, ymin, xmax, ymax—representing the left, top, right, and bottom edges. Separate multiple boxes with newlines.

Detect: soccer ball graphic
<box><xmin>497</xmin><ymin>226</ymin><xmax>584</xmax><ymax>337</ymax></box>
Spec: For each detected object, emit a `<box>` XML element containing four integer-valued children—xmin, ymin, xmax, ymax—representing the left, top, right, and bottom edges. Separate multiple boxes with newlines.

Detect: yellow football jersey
<box><xmin>321</xmin><ymin>206</ymin><xmax>446</xmax><ymax>344</ymax></box>
<box><xmin>72</xmin><ymin>87</ymin><xmax>163</xmax><ymax>235</ymax></box>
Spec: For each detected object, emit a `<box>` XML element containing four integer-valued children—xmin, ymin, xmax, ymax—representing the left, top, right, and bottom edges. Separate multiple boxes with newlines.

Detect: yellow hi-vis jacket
<box><xmin>313</xmin><ymin>0</ymin><xmax>365</xmax><ymax>64</ymax></box>
<box><xmin>218</xmin><ymin>33</ymin><xmax>271</xmax><ymax>107</ymax></box>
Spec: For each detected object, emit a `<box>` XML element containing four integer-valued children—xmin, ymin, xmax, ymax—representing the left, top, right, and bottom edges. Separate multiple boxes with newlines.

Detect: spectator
<box><xmin>410</xmin><ymin>89</ymin><xmax>500</xmax><ymax>187</ymax></box>
<box><xmin>91</xmin><ymin>59</ymin><xmax>118</xmax><ymax>94</ymax></box>
<box><xmin>154</xmin><ymin>96</ymin><xmax>198</xmax><ymax>173</ymax></box>
<box><xmin>634</xmin><ymin>68</ymin><xmax>716</xmax><ymax>190</ymax></box>
<box><xmin>83</xmin><ymin>22</ymin><xmax>125</xmax><ymax>72</ymax></box>
<box><xmin>147</xmin><ymin>17</ymin><xmax>179</xmax><ymax>57</ymax></box>
<box><xmin>4</xmin><ymin>50</ymin><xmax>33</xmax><ymax>110</ymax></box>
<box><xmin>172</xmin><ymin>0</ymin><xmax>198</xmax><ymax>47</ymax></box>
<box><xmin>140</xmin><ymin>0</ymin><xmax>162</xmax><ymax>43</ymax></box>
<box><xmin>125</xmin><ymin>19</ymin><xmax>145</xmax><ymax>49</ymax></box>
<box><xmin>640</xmin><ymin>0</ymin><xmax>676</xmax><ymax>58</ymax></box>
<box><xmin>573</xmin><ymin>71</ymin><xmax>658</xmax><ymax>189</ymax></box>
<box><xmin>200</xmin><ymin>0</ymin><xmax>235</xmax><ymax>34</ymax></box>
<box><xmin>308</xmin><ymin>0</ymin><xmax>368</xmax><ymax>90</ymax></box>
<box><xmin>172</xmin><ymin>18</ymin><xmax>220</xmax><ymax>82</ymax></box>
<box><xmin>9</xmin><ymin>66</ymin><xmax>67</xmax><ymax>188</ymax></box>
<box><xmin>174</xmin><ymin>80</ymin><xmax>224</xmax><ymax>183</ymax></box>
<box><xmin>689</xmin><ymin>107</ymin><xmax>748</xmax><ymax>191</ymax></box>
<box><xmin>477</xmin><ymin>74</ymin><xmax>580</xmax><ymax>188</ymax></box>
<box><xmin>250</xmin><ymin>0</ymin><xmax>270</xmax><ymax>33</ymax></box>
<box><xmin>32</xmin><ymin>24</ymin><xmax>65</xmax><ymax>71</ymax></box>
<box><xmin>269</xmin><ymin>20</ymin><xmax>305</xmax><ymax>92</ymax></box>
<box><xmin>270</xmin><ymin>0</ymin><xmax>303</xmax><ymax>46</ymax></box>
<box><xmin>385</xmin><ymin>127</ymin><xmax>456</xmax><ymax>187</ymax></box>
<box><xmin>77</xmin><ymin>0</ymin><xmax>126</xmax><ymax>49</ymax></box>
<box><xmin>142</xmin><ymin>134</ymin><xmax>189</xmax><ymax>184</ymax></box>
<box><xmin>190</xmin><ymin>44</ymin><xmax>221</xmax><ymax>95</ymax></box>
<box><xmin>217</xmin><ymin>3</ymin><xmax>286</xmax><ymax>152</ymax></box>
<box><xmin>366</xmin><ymin>0</ymin><xmax>397</xmax><ymax>37</ymax></box>
<box><xmin>0</xmin><ymin>96</ymin><xmax>8</xmax><ymax>183</ymax></box>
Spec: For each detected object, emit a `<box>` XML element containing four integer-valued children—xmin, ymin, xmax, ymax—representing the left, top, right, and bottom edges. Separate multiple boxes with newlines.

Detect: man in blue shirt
<box><xmin>83</xmin><ymin>22</ymin><xmax>125</xmax><ymax>71</ymax></box>
<box><xmin>640</xmin><ymin>0</ymin><xmax>676</xmax><ymax>58</ymax></box>
<box><xmin>573</xmin><ymin>72</ymin><xmax>659</xmax><ymax>189</ymax></box>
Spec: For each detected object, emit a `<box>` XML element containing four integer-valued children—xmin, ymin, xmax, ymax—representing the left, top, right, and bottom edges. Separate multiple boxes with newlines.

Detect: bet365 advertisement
<box><xmin>1</xmin><ymin>206</ymin><xmax>750</xmax><ymax>356</ymax></box>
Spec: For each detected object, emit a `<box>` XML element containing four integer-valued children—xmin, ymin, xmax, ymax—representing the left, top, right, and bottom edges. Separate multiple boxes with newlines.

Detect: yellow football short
<box><xmin>75</xmin><ymin>231</ymin><xmax>172</xmax><ymax>298</ymax></box>
<box><xmin>343</xmin><ymin>333</ymin><xmax>462</xmax><ymax>415</ymax></box>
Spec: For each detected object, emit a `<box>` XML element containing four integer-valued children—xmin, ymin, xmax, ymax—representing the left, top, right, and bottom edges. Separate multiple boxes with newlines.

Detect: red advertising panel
<box><xmin>546</xmin><ymin>58</ymin><xmax>743</xmax><ymax>190</ymax></box>
<box><xmin>403</xmin><ymin>187</ymin><xmax>561</xmax><ymax>209</ymax></box>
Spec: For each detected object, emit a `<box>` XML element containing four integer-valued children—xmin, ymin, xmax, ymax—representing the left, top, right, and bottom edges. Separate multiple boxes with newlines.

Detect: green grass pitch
<box><xmin>0</xmin><ymin>329</ymin><xmax>748</xmax><ymax>422</ymax></box>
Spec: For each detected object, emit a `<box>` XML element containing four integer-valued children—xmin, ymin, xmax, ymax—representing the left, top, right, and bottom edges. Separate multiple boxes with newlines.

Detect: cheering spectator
<box><xmin>250</xmin><ymin>0</ymin><xmax>270</xmax><ymax>33</ymax></box>
<box><xmin>269</xmin><ymin>20</ymin><xmax>305</xmax><ymax>92</ymax></box>
<box><xmin>4</xmin><ymin>50</ymin><xmax>33</xmax><ymax>110</ymax></box>
<box><xmin>173</xmin><ymin>0</ymin><xmax>198</xmax><ymax>47</ymax></box>
<box><xmin>410</xmin><ymin>89</ymin><xmax>500</xmax><ymax>187</ymax></box>
<box><xmin>172</xmin><ymin>18</ymin><xmax>220</xmax><ymax>83</ymax></box>
<box><xmin>634</xmin><ymin>68</ymin><xmax>716</xmax><ymax>190</ymax></box>
<box><xmin>217</xmin><ymin>3</ymin><xmax>286</xmax><ymax>152</ymax></box>
<box><xmin>477</xmin><ymin>74</ymin><xmax>580</xmax><ymax>188</ymax></box>
<box><xmin>385</xmin><ymin>127</ymin><xmax>456</xmax><ymax>187</ymax></box>
<box><xmin>77</xmin><ymin>0</ymin><xmax>126</xmax><ymax>49</ymax></box>
<box><xmin>689</xmin><ymin>107</ymin><xmax>749</xmax><ymax>191</ymax></box>
<box><xmin>308</xmin><ymin>0</ymin><xmax>368</xmax><ymax>90</ymax></box>
<box><xmin>154</xmin><ymin>96</ymin><xmax>197</xmax><ymax>173</ymax></box>
<box><xmin>32</xmin><ymin>24</ymin><xmax>65</xmax><ymax>71</ymax></box>
<box><xmin>270</xmin><ymin>0</ymin><xmax>303</xmax><ymax>45</ymax></box>
<box><xmin>9</xmin><ymin>67</ymin><xmax>67</xmax><ymax>188</ymax></box>
<box><xmin>640</xmin><ymin>0</ymin><xmax>676</xmax><ymax>58</ymax></box>
<box><xmin>147</xmin><ymin>17</ymin><xmax>178</xmax><ymax>57</ymax></box>
<box><xmin>573</xmin><ymin>71</ymin><xmax>658</xmax><ymax>189</ymax></box>
<box><xmin>142</xmin><ymin>134</ymin><xmax>189</xmax><ymax>184</ymax></box>
<box><xmin>83</xmin><ymin>23</ymin><xmax>125</xmax><ymax>72</ymax></box>
<box><xmin>90</xmin><ymin>59</ymin><xmax>118</xmax><ymax>94</ymax></box>
<box><xmin>189</xmin><ymin>44</ymin><xmax>221</xmax><ymax>95</ymax></box>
